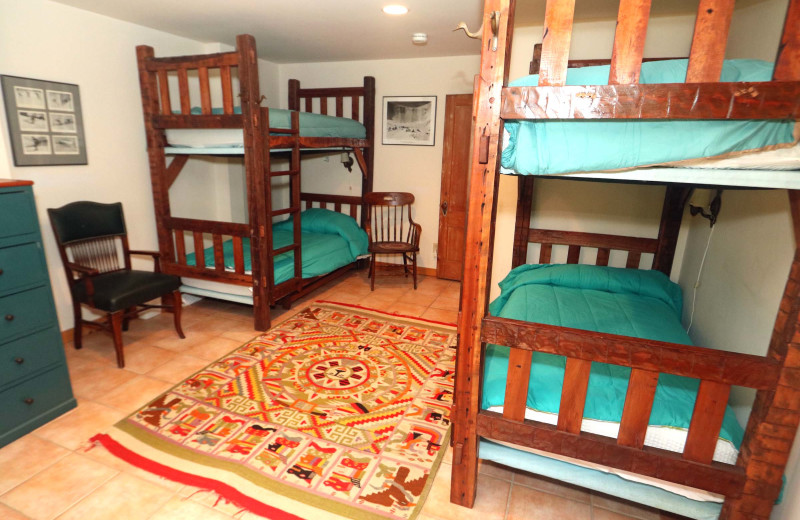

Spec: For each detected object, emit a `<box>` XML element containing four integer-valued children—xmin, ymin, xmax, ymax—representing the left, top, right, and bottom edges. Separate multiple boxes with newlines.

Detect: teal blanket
<box><xmin>483</xmin><ymin>264</ymin><xmax>744</xmax><ymax>447</ymax></box>
<box><xmin>186</xmin><ymin>209</ymin><xmax>368</xmax><ymax>284</ymax></box>
<box><xmin>186</xmin><ymin>107</ymin><xmax>366</xmax><ymax>139</ymax></box>
<box><xmin>502</xmin><ymin>59</ymin><xmax>796</xmax><ymax>175</ymax></box>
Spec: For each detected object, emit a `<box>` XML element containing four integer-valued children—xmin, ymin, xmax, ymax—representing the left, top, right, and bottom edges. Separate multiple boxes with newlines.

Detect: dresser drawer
<box><xmin>0</xmin><ymin>242</ymin><xmax>48</xmax><ymax>294</ymax></box>
<box><xmin>0</xmin><ymin>365</ymin><xmax>74</xmax><ymax>435</ymax></box>
<box><xmin>0</xmin><ymin>190</ymin><xmax>38</xmax><ymax>239</ymax></box>
<box><xmin>0</xmin><ymin>327</ymin><xmax>65</xmax><ymax>389</ymax></box>
<box><xmin>0</xmin><ymin>286</ymin><xmax>56</xmax><ymax>342</ymax></box>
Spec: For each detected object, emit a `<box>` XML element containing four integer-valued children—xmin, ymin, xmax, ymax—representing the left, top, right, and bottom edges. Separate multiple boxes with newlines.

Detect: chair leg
<box><xmin>110</xmin><ymin>311</ymin><xmax>125</xmax><ymax>368</ymax></box>
<box><xmin>168</xmin><ymin>290</ymin><xmax>185</xmax><ymax>339</ymax></box>
<box><xmin>412</xmin><ymin>252</ymin><xmax>418</xmax><ymax>290</ymax></box>
<box><xmin>370</xmin><ymin>253</ymin><xmax>376</xmax><ymax>291</ymax></box>
<box><xmin>122</xmin><ymin>307</ymin><xmax>135</xmax><ymax>331</ymax></box>
<box><xmin>72</xmin><ymin>301</ymin><xmax>83</xmax><ymax>350</ymax></box>
<box><xmin>403</xmin><ymin>253</ymin><xmax>409</xmax><ymax>277</ymax></box>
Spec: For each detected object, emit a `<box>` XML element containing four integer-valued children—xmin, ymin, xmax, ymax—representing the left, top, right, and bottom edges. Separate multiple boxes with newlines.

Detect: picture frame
<box><xmin>1</xmin><ymin>75</ymin><xmax>87</xmax><ymax>166</ymax></box>
<box><xmin>382</xmin><ymin>96</ymin><xmax>437</xmax><ymax>146</ymax></box>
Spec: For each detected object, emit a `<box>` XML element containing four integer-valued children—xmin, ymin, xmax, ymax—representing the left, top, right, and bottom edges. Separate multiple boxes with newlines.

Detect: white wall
<box><xmin>278</xmin><ymin>55</ymin><xmax>480</xmax><ymax>270</ymax></box>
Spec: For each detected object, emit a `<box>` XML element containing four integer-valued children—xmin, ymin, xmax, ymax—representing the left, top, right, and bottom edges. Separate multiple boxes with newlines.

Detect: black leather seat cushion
<box><xmin>73</xmin><ymin>270</ymin><xmax>181</xmax><ymax>312</ymax></box>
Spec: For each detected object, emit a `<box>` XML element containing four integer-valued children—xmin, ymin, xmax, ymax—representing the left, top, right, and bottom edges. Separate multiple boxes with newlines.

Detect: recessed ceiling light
<box><xmin>383</xmin><ymin>5</ymin><xmax>408</xmax><ymax>15</ymax></box>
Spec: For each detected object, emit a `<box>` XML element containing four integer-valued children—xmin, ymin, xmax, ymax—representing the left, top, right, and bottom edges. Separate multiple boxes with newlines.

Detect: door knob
<box><xmin>441</xmin><ymin>201</ymin><xmax>448</xmax><ymax>216</ymax></box>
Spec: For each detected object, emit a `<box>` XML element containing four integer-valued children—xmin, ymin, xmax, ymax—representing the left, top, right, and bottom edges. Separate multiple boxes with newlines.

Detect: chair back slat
<box><xmin>67</xmin><ymin>237</ymin><xmax>123</xmax><ymax>274</ymax></box>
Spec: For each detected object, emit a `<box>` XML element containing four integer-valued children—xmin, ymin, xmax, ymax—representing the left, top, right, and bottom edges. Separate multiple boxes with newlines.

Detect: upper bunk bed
<box><xmin>135</xmin><ymin>34</ymin><xmax>375</xmax><ymax>331</ymax></box>
<box><xmin>451</xmin><ymin>1</ymin><xmax>800</xmax><ymax>520</ymax></box>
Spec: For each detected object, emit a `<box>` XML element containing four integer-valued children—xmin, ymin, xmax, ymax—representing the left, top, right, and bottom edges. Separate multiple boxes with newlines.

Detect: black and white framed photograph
<box><xmin>1</xmin><ymin>75</ymin><xmax>87</xmax><ymax>166</ymax></box>
<box><xmin>382</xmin><ymin>95</ymin><xmax>437</xmax><ymax>146</ymax></box>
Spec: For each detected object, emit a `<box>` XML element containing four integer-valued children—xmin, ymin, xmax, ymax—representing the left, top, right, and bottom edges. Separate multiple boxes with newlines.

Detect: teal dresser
<box><xmin>0</xmin><ymin>179</ymin><xmax>76</xmax><ymax>447</ymax></box>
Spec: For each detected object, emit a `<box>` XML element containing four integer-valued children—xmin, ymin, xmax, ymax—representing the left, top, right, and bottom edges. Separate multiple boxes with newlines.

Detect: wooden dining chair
<box><xmin>364</xmin><ymin>192</ymin><xmax>421</xmax><ymax>290</ymax></box>
<box><xmin>48</xmin><ymin>201</ymin><xmax>184</xmax><ymax>368</ymax></box>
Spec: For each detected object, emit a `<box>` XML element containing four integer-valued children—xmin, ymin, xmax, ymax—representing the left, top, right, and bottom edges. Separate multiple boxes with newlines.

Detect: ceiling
<box><xmin>50</xmin><ymin>0</ymin><xmax>768</xmax><ymax>63</ymax></box>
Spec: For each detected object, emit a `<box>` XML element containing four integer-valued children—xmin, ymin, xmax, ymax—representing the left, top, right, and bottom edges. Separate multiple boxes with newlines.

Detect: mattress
<box><xmin>165</xmin><ymin>107</ymin><xmax>366</xmax><ymax>149</ymax></box>
<box><xmin>501</xmin><ymin>59</ymin><xmax>798</xmax><ymax>180</ymax></box>
<box><xmin>483</xmin><ymin>264</ymin><xmax>744</xmax><ymax>466</ymax></box>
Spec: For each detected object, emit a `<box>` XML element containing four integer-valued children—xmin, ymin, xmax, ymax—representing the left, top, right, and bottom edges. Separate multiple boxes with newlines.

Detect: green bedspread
<box><xmin>185</xmin><ymin>208</ymin><xmax>368</xmax><ymax>285</ymax></box>
<box><xmin>502</xmin><ymin>59</ymin><xmax>796</xmax><ymax>175</ymax></box>
<box><xmin>483</xmin><ymin>263</ymin><xmax>744</xmax><ymax>447</ymax></box>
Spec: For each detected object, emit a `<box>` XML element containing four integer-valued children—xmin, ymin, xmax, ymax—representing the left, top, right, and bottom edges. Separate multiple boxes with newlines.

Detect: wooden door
<box><xmin>436</xmin><ymin>94</ymin><xmax>472</xmax><ymax>281</ymax></box>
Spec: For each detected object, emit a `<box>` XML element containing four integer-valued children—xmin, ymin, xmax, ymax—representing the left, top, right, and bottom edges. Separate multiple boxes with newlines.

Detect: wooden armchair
<box><xmin>48</xmin><ymin>201</ymin><xmax>184</xmax><ymax>368</ymax></box>
<box><xmin>364</xmin><ymin>192</ymin><xmax>421</xmax><ymax>290</ymax></box>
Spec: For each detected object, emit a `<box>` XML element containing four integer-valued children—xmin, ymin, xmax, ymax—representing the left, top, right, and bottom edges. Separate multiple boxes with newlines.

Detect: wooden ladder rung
<box><xmin>271</xmin><ymin>206</ymin><xmax>301</xmax><ymax>217</ymax></box>
<box><xmin>273</xmin><ymin>244</ymin><xmax>299</xmax><ymax>256</ymax></box>
<box><xmin>270</xmin><ymin>169</ymin><xmax>300</xmax><ymax>178</ymax></box>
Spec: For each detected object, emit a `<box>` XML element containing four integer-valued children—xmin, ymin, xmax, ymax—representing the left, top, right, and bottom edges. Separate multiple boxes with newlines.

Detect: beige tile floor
<box><xmin>0</xmin><ymin>270</ymin><xmax>683</xmax><ymax>520</ymax></box>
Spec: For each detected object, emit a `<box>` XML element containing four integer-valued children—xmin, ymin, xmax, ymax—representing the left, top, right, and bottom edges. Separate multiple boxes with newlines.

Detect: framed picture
<box><xmin>382</xmin><ymin>96</ymin><xmax>437</xmax><ymax>146</ymax></box>
<box><xmin>1</xmin><ymin>75</ymin><xmax>87</xmax><ymax>166</ymax></box>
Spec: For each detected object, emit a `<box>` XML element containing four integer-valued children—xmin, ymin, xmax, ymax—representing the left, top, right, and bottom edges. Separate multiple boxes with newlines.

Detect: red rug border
<box><xmin>90</xmin><ymin>433</ymin><xmax>304</xmax><ymax>520</ymax></box>
<box><xmin>315</xmin><ymin>300</ymin><xmax>457</xmax><ymax>327</ymax></box>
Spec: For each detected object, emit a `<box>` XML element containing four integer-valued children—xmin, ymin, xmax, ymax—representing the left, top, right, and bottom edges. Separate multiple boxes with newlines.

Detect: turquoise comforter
<box><xmin>502</xmin><ymin>59</ymin><xmax>796</xmax><ymax>175</ymax></box>
<box><xmin>185</xmin><ymin>107</ymin><xmax>366</xmax><ymax>139</ymax></box>
<box><xmin>186</xmin><ymin>208</ymin><xmax>368</xmax><ymax>284</ymax></box>
<box><xmin>483</xmin><ymin>264</ymin><xmax>744</xmax><ymax>447</ymax></box>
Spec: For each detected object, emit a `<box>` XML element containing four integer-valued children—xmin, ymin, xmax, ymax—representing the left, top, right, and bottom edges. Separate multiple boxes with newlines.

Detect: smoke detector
<box><xmin>412</xmin><ymin>33</ymin><xmax>428</xmax><ymax>45</ymax></box>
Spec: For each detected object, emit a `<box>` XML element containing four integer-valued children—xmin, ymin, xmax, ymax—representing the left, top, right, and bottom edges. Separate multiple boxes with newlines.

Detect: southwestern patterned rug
<box><xmin>91</xmin><ymin>301</ymin><xmax>456</xmax><ymax>520</ymax></box>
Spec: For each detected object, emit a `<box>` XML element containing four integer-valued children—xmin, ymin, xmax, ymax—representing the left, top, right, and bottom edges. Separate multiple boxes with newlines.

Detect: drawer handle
<box><xmin>5</xmin><ymin>314</ymin><xmax>13</xmax><ymax>321</ymax></box>
<box><xmin>0</xmin><ymin>268</ymin><xmax>3</xmax><ymax>275</ymax></box>
<box><xmin>15</xmin><ymin>357</ymin><xmax>24</xmax><ymax>364</ymax></box>
<box><xmin>24</xmin><ymin>398</ymin><xmax>34</xmax><ymax>405</ymax></box>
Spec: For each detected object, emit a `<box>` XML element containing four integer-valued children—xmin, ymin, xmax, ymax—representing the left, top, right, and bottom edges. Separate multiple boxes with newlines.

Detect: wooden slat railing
<box><xmin>300</xmin><ymin>192</ymin><xmax>362</xmax><ymax>221</ymax></box>
<box><xmin>529</xmin><ymin>228</ymin><xmax>658</xmax><ymax>268</ymax></box>
<box><xmin>160</xmin><ymin>217</ymin><xmax>251</xmax><ymax>283</ymax></box>
<box><xmin>480</xmin><ymin>315</ymin><xmax>783</xmax><ymax>494</ymax></box>
<box><xmin>539</xmin><ymin>0</ymin><xmax>576</xmax><ymax>86</ymax></box>
<box><xmin>146</xmin><ymin>50</ymin><xmax>240</xmax><ymax>120</ymax></box>
<box><xmin>501</xmin><ymin>81</ymin><xmax>800</xmax><ymax>120</ymax></box>
<box><xmin>687</xmin><ymin>0</ymin><xmax>735</xmax><ymax>82</ymax></box>
<box><xmin>288</xmin><ymin>80</ymin><xmax>367</xmax><ymax>122</ymax></box>
<box><xmin>609</xmin><ymin>0</ymin><xmax>652</xmax><ymax>84</ymax></box>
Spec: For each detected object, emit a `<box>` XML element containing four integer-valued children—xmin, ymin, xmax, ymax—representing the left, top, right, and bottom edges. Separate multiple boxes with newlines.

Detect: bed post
<box><xmin>288</xmin><ymin>79</ymin><xmax>300</xmax><ymax>111</ymax></box>
<box><xmin>652</xmin><ymin>186</ymin><xmax>689</xmax><ymax>276</ymax></box>
<box><xmin>137</xmin><ymin>45</ymin><xmax>175</xmax><ymax>268</ymax></box>
<box><xmin>451</xmin><ymin>0</ymin><xmax>516</xmax><ymax>508</ymax></box>
<box><xmin>511</xmin><ymin>177</ymin><xmax>535</xmax><ymax>268</ymax></box>
<box><xmin>237</xmin><ymin>34</ymin><xmax>270</xmax><ymax>331</ymax></box>
<box><xmin>361</xmin><ymin>76</ymin><xmax>376</xmax><ymax>227</ymax></box>
<box><xmin>722</xmin><ymin>4</ymin><xmax>800</xmax><ymax>517</ymax></box>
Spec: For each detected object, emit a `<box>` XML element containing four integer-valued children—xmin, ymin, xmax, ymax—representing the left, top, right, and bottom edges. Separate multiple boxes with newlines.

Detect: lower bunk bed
<box><xmin>451</xmin><ymin>176</ymin><xmax>800</xmax><ymax>520</ymax></box>
<box><xmin>481</xmin><ymin>261</ymin><xmax>744</xmax><ymax>520</ymax></box>
<box><xmin>178</xmin><ymin>202</ymin><xmax>368</xmax><ymax>306</ymax></box>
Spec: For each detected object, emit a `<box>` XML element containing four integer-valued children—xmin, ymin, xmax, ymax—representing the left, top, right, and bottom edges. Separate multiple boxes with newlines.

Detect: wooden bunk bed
<box><xmin>451</xmin><ymin>1</ymin><xmax>800</xmax><ymax>519</ymax></box>
<box><xmin>136</xmin><ymin>34</ymin><xmax>375</xmax><ymax>331</ymax></box>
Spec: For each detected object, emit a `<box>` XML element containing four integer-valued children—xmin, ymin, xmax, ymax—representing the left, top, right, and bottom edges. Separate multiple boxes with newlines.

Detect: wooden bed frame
<box><xmin>135</xmin><ymin>34</ymin><xmax>375</xmax><ymax>331</ymax></box>
<box><xmin>451</xmin><ymin>1</ymin><xmax>800</xmax><ymax>519</ymax></box>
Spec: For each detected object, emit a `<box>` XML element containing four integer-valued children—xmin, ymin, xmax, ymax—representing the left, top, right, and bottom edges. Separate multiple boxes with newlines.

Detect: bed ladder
<box><xmin>261</xmin><ymin>109</ymin><xmax>303</xmax><ymax>304</ymax></box>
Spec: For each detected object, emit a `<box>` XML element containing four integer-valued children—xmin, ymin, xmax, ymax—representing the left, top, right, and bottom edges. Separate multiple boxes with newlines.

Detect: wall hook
<box><xmin>454</xmin><ymin>10</ymin><xmax>500</xmax><ymax>51</ymax></box>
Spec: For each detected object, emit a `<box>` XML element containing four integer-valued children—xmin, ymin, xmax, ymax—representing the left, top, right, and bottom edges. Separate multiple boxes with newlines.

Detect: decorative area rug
<box><xmin>91</xmin><ymin>301</ymin><xmax>456</xmax><ymax>520</ymax></box>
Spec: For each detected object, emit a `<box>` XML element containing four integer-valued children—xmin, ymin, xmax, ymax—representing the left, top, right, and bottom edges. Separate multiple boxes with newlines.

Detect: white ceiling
<box><xmin>49</xmin><ymin>0</ymin><xmax>768</xmax><ymax>63</ymax></box>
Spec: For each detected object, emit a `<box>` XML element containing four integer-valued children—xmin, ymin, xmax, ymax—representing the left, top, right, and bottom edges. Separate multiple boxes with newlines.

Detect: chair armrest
<box><xmin>67</xmin><ymin>262</ymin><xmax>98</xmax><ymax>303</ymax></box>
<box><xmin>67</xmin><ymin>262</ymin><xmax>99</xmax><ymax>277</ymax></box>
<box><xmin>130</xmin><ymin>249</ymin><xmax>162</xmax><ymax>273</ymax></box>
<box><xmin>364</xmin><ymin>222</ymin><xmax>373</xmax><ymax>244</ymax></box>
<box><xmin>410</xmin><ymin>222</ymin><xmax>422</xmax><ymax>248</ymax></box>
